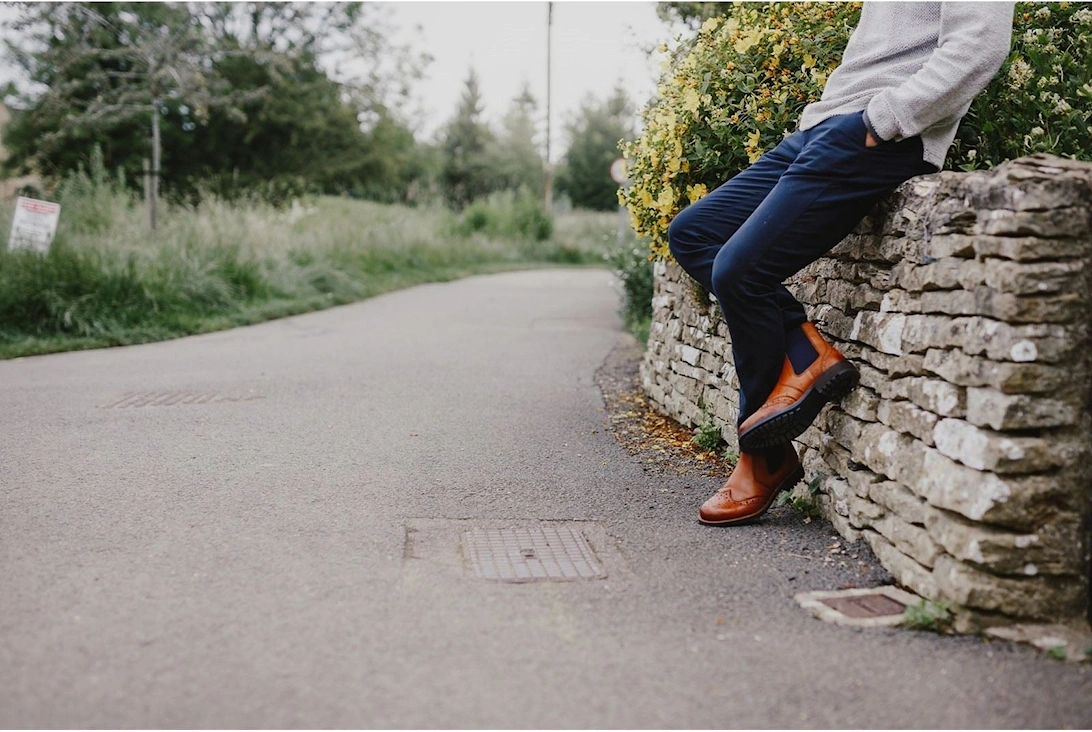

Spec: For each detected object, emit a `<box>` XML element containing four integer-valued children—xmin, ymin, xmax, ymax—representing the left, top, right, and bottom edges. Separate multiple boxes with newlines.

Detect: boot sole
<box><xmin>697</xmin><ymin>464</ymin><xmax>806</xmax><ymax>526</ymax></box>
<box><xmin>738</xmin><ymin>361</ymin><xmax>860</xmax><ymax>452</ymax></box>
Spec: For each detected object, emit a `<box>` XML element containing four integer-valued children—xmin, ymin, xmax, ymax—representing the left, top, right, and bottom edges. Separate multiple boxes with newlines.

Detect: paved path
<box><xmin>2</xmin><ymin>269</ymin><xmax>1090</xmax><ymax>728</ymax></box>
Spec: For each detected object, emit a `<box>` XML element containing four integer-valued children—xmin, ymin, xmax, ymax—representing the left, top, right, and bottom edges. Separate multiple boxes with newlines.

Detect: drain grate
<box><xmin>463</xmin><ymin>526</ymin><xmax>605</xmax><ymax>582</ymax></box>
<box><xmin>99</xmin><ymin>391</ymin><xmax>264</xmax><ymax>409</ymax></box>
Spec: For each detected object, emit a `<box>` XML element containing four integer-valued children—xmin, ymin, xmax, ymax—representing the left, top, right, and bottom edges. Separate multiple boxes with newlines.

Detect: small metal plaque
<box><xmin>796</xmin><ymin>585</ymin><xmax>920</xmax><ymax>628</ymax></box>
<box><xmin>463</xmin><ymin>526</ymin><xmax>606</xmax><ymax>582</ymax></box>
<box><xmin>100</xmin><ymin>391</ymin><xmax>263</xmax><ymax>408</ymax></box>
<box><xmin>819</xmin><ymin>593</ymin><xmax>907</xmax><ymax>619</ymax></box>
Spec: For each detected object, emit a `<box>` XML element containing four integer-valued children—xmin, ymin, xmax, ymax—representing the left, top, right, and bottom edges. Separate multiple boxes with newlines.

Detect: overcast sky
<box><xmin>383</xmin><ymin>2</ymin><xmax>669</xmax><ymax>157</ymax></box>
<box><xmin>0</xmin><ymin>1</ymin><xmax>672</xmax><ymax>159</ymax></box>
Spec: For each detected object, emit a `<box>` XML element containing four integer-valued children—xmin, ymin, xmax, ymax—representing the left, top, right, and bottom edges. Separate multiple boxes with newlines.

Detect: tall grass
<box><xmin>0</xmin><ymin>167</ymin><xmax>618</xmax><ymax>358</ymax></box>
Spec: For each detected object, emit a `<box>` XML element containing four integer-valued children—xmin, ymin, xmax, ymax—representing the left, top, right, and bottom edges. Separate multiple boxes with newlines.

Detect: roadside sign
<box><xmin>8</xmin><ymin>196</ymin><xmax>60</xmax><ymax>253</ymax></box>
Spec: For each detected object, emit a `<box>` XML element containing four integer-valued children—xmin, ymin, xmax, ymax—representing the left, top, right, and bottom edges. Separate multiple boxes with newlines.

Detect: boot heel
<box><xmin>816</xmin><ymin>361</ymin><xmax>859</xmax><ymax>404</ymax></box>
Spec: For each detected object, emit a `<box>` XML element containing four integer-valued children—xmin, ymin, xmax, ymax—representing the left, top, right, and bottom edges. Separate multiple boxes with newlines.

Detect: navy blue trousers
<box><xmin>668</xmin><ymin>111</ymin><xmax>935</xmax><ymax>426</ymax></box>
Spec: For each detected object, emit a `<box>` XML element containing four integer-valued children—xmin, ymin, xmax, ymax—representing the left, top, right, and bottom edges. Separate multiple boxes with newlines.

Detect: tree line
<box><xmin>1</xmin><ymin>2</ymin><xmax>635</xmax><ymax>211</ymax></box>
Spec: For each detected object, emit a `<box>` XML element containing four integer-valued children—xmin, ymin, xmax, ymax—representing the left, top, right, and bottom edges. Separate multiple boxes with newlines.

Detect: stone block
<box><xmin>826</xmin><ymin>280</ymin><xmax>884</xmax><ymax>313</ymax></box>
<box><xmin>698</xmin><ymin>351</ymin><xmax>721</xmax><ymax>374</ymax></box>
<box><xmin>853</xmin><ymin>422</ymin><xmax>925</xmax><ymax>488</ymax></box>
<box><xmin>859</xmin><ymin>349</ymin><xmax>928</xmax><ymax>378</ymax></box>
<box><xmin>895</xmin><ymin>258</ymin><xmax>980</xmax><ymax>292</ymax></box>
<box><xmin>874</xmin><ymin>513</ymin><xmax>942</xmax><ymax>567</ymax></box>
<box><xmin>951</xmin><ymin>318</ymin><xmax>1078</xmax><ymax>364</ymax></box>
<box><xmin>856</xmin><ymin>362</ymin><xmax>890</xmax><ymax>395</ymax></box>
<box><xmin>925</xmin><ymin>507</ymin><xmax>1081</xmax><ymax>576</ymax></box>
<box><xmin>964</xmin><ymin>387</ymin><xmax>1079</xmax><ymax>430</ymax></box>
<box><xmin>850</xmin><ymin>311</ymin><xmax>907</xmax><ymax>355</ymax></box>
<box><xmin>971</xmin><ymin>287</ymin><xmax>1084</xmax><ymax>325</ymax></box>
<box><xmin>824</xmin><ymin>502</ymin><xmax>863</xmax><ymax>543</ymax></box>
<box><xmin>812</xmin><ymin>304</ymin><xmax>856</xmax><ymax>341</ymax></box>
<box><xmin>919</xmin><ymin>289</ymin><xmax>977</xmax><ymax>316</ymax></box>
<box><xmin>677</xmin><ymin>344</ymin><xmax>702</xmax><ymax>366</ymax></box>
<box><xmin>933</xmin><ymin>555</ymin><xmax>1085</xmax><ymax>619</ymax></box>
<box><xmin>899</xmin><ymin>315</ymin><xmax>959</xmax><ymax>353</ymax></box>
<box><xmin>904</xmin><ymin>377</ymin><xmax>966</xmax><ymax>417</ymax></box>
<box><xmin>932</xmin><ymin>418</ymin><xmax>1063</xmax><ymax>474</ymax></box>
<box><xmin>971</xmin><ymin>235</ymin><xmax>1086</xmax><ymax>262</ymax></box>
<box><xmin>863</xmin><ymin>530</ymin><xmax>940</xmax><ymax>600</ymax></box>
<box><xmin>869</xmin><ymin>481</ymin><xmax>928</xmax><ymax>526</ymax></box>
<box><xmin>922</xmin><ymin>349</ymin><xmax>1068</xmax><ymax>394</ymax></box>
<box><xmin>914</xmin><ymin>447</ymin><xmax>1070</xmax><ymax>530</ymax></box>
<box><xmin>671</xmin><ymin>361</ymin><xmax>708</xmax><ymax>385</ymax></box>
<box><xmin>877</xmin><ymin>399</ymin><xmax>938</xmax><ymax>444</ymax></box>
<box><xmin>841</xmin><ymin>386</ymin><xmax>879</xmax><ymax>422</ymax></box>
<box><xmin>924</xmin><ymin>234</ymin><xmax>976</xmax><ymax>259</ymax></box>
<box><xmin>846</xmin><ymin>492</ymin><xmax>885</xmax><ymax>529</ymax></box>
<box><xmin>826</xmin><ymin>410</ymin><xmax>864</xmax><ymax>452</ymax></box>
<box><xmin>977</xmin><ymin>208</ymin><xmax>1089</xmax><ymax>240</ymax></box>
<box><xmin>880</xmin><ymin>289</ymin><xmax>922</xmax><ymax>314</ymax></box>
<box><xmin>984</xmin><ymin>259</ymin><xmax>1085</xmax><ymax>295</ymax></box>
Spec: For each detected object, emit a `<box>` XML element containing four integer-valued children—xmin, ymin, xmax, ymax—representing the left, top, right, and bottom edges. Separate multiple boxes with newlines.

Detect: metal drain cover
<box><xmin>463</xmin><ymin>526</ymin><xmax>605</xmax><ymax>582</ymax></box>
<box><xmin>99</xmin><ymin>391</ymin><xmax>263</xmax><ymax>408</ymax></box>
<box><xmin>819</xmin><ymin>593</ymin><xmax>907</xmax><ymax>618</ymax></box>
<box><xmin>795</xmin><ymin>586</ymin><xmax>920</xmax><ymax>628</ymax></box>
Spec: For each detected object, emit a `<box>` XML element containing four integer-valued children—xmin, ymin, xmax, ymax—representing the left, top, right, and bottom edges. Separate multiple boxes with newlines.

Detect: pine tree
<box><xmin>491</xmin><ymin>84</ymin><xmax>544</xmax><ymax>196</ymax></box>
<box><xmin>556</xmin><ymin>86</ymin><xmax>635</xmax><ymax>211</ymax></box>
<box><xmin>440</xmin><ymin>68</ymin><xmax>497</xmax><ymax>208</ymax></box>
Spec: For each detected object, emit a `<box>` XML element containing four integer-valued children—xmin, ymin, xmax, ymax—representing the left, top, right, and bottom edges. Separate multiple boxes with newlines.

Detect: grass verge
<box><xmin>0</xmin><ymin>172</ymin><xmax>619</xmax><ymax>359</ymax></box>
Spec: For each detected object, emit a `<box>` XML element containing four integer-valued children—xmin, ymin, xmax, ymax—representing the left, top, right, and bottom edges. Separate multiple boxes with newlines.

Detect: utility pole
<box><xmin>544</xmin><ymin>1</ymin><xmax>553</xmax><ymax>211</ymax></box>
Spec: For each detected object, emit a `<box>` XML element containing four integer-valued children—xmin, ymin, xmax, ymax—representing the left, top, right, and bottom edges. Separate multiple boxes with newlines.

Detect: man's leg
<box><xmin>668</xmin><ymin>130</ymin><xmax>809</xmax><ymax>338</ymax></box>
<box><xmin>710</xmin><ymin>112</ymin><xmax>936</xmax><ymax>436</ymax></box>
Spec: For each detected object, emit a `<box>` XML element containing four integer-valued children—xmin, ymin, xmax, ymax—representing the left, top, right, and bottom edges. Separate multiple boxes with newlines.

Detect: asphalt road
<box><xmin>2</xmin><ymin>268</ymin><xmax>1090</xmax><ymax>728</ymax></box>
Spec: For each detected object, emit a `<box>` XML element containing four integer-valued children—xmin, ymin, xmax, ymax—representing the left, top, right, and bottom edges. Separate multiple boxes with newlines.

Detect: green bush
<box><xmin>452</xmin><ymin>189</ymin><xmax>554</xmax><ymax>242</ymax></box>
<box><xmin>622</xmin><ymin>1</ymin><xmax>1092</xmax><ymax>258</ymax></box>
<box><xmin>605</xmin><ymin>242</ymin><xmax>654</xmax><ymax>341</ymax></box>
<box><xmin>950</xmin><ymin>3</ymin><xmax>1092</xmax><ymax>169</ymax></box>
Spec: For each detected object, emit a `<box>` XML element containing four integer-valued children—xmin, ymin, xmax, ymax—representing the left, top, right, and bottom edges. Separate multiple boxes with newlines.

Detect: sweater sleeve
<box><xmin>865</xmin><ymin>2</ymin><xmax>1014</xmax><ymax>142</ymax></box>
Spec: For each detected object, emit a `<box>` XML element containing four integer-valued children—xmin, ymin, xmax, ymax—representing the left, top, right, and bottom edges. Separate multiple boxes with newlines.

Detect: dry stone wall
<box><xmin>641</xmin><ymin>155</ymin><xmax>1092</xmax><ymax>632</ymax></box>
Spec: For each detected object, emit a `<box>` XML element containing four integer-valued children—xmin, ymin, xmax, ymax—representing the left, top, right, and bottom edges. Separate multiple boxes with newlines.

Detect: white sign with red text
<box><xmin>8</xmin><ymin>196</ymin><xmax>61</xmax><ymax>253</ymax></box>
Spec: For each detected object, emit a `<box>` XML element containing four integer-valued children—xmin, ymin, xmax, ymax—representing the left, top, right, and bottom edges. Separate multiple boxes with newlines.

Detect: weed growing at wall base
<box><xmin>902</xmin><ymin>599</ymin><xmax>954</xmax><ymax>632</ymax></box>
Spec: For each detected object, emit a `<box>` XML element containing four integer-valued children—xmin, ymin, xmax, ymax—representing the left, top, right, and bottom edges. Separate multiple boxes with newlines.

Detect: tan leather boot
<box><xmin>698</xmin><ymin>443</ymin><xmax>804</xmax><ymax>525</ymax></box>
<box><xmin>738</xmin><ymin>322</ymin><xmax>858</xmax><ymax>452</ymax></box>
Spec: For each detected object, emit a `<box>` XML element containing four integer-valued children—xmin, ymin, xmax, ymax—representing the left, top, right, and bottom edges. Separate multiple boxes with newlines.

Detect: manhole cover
<box><xmin>795</xmin><ymin>586</ymin><xmax>919</xmax><ymax>628</ymax></box>
<box><xmin>99</xmin><ymin>391</ymin><xmax>264</xmax><ymax>408</ymax></box>
<box><xmin>463</xmin><ymin>526</ymin><xmax>606</xmax><ymax>582</ymax></box>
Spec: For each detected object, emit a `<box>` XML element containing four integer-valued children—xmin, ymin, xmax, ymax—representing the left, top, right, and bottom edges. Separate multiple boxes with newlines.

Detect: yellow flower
<box><xmin>682</xmin><ymin>87</ymin><xmax>701</xmax><ymax>114</ymax></box>
<box><xmin>700</xmin><ymin>16</ymin><xmax>721</xmax><ymax>34</ymax></box>
<box><xmin>686</xmin><ymin>183</ymin><xmax>708</xmax><ymax>203</ymax></box>
<box><xmin>734</xmin><ymin>28</ymin><xmax>762</xmax><ymax>54</ymax></box>
<box><xmin>656</xmin><ymin>186</ymin><xmax>676</xmax><ymax>211</ymax></box>
<box><xmin>802</xmin><ymin>53</ymin><xmax>816</xmax><ymax>70</ymax></box>
<box><xmin>747</xmin><ymin>130</ymin><xmax>761</xmax><ymax>148</ymax></box>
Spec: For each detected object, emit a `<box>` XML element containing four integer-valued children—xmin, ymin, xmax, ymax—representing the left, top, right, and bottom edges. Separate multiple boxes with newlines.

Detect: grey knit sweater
<box><xmin>799</xmin><ymin>2</ymin><xmax>1014</xmax><ymax>168</ymax></box>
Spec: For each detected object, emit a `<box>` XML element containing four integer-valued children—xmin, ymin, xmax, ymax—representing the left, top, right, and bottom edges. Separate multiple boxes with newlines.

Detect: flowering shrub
<box><xmin>622</xmin><ymin>2</ymin><xmax>1091</xmax><ymax>259</ymax></box>
<box><xmin>949</xmin><ymin>3</ymin><xmax>1092</xmax><ymax>169</ymax></box>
